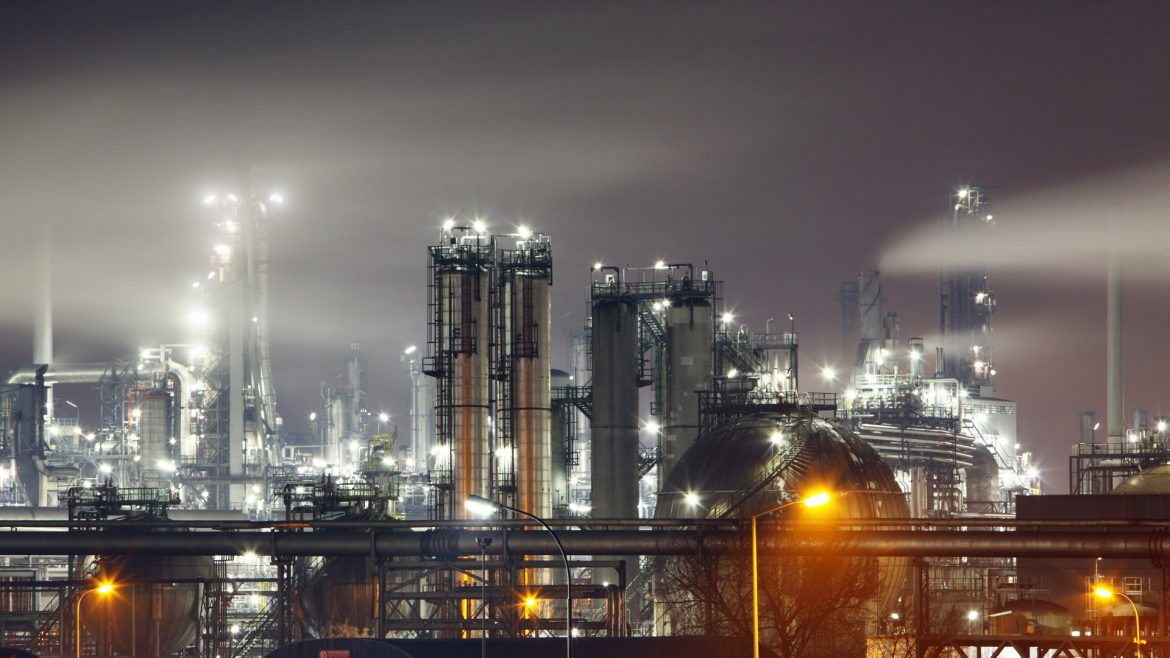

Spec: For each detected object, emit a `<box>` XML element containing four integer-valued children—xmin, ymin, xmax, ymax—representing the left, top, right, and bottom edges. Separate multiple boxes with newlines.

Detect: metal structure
<box><xmin>938</xmin><ymin>185</ymin><xmax>996</xmax><ymax>390</ymax></box>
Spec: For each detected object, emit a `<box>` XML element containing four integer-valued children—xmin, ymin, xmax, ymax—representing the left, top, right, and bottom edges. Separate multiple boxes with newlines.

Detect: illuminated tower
<box><xmin>938</xmin><ymin>186</ymin><xmax>996</xmax><ymax>389</ymax></box>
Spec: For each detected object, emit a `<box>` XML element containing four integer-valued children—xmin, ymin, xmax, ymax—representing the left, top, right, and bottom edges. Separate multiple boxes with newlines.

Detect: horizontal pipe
<box><xmin>3</xmin><ymin>516</ymin><xmax>1169</xmax><ymax>530</ymax></box>
<box><xmin>0</xmin><ymin>528</ymin><xmax>1162</xmax><ymax>560</ymax></box>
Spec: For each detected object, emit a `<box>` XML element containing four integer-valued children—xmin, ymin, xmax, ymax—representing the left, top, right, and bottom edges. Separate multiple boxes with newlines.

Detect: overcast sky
<box><xmin>3</xmin><ymin>1</ymin><xmax>1170</xmax><ymax>492</ymax></box>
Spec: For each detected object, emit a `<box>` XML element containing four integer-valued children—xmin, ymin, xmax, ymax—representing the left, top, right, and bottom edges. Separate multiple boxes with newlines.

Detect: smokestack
<box><xmin>33</xmin><ymin>225</ymin><xmax>52</xmax><ymax>421</ymax></box>
<box><xmin>1107</xmin><ymin>250</ymin><xmax>1123</xmax><ymax>441</ymax></box>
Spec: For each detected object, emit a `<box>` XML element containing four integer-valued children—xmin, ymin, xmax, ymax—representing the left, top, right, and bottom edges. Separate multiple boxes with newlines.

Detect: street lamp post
<box><xmin>76</xmin><ymin>582</ymin><xmax>114</xmax><ymax>658</ymax></box>
<box><xmin>751</xmin><ymin>491</ymin><xmax>831</xmax><ymax>658</ymax></box>
<box><xmin>1095</xmin><ymin>587</ymin><xmax>1143</xmax><ymax>658</ymax></box>
<box><xmin>466</xmin><ymin>494</ymin><xmax>571</xmax><ymax>658</ymax></box>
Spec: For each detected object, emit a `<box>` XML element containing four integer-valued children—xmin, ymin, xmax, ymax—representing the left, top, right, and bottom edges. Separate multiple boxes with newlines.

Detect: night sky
<box><xmin>4</xmin><ymin>2</ymin><xmax>1170</xmax><ymax>493</ymax></box>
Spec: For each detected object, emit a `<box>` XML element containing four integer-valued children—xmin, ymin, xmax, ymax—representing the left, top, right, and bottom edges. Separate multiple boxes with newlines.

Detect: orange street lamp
<box><xmin>76</xmin><ymin>581</ymin><xmax>114</xmax><ymax>658</ymax></box>
<box><xmin>1095</xmin><ymin>586</ymin><xmax>1143</xmax><ymax>658</ymax></box>
<box><xmin>752</xmin><ymin>491</ymin><xmax>832</xmax><ymax>658</ymax></box>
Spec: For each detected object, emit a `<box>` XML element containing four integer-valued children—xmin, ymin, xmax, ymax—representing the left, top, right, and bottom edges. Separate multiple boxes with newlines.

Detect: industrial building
<box><xmin>0</xmin><ymin>185</ymin><xmax>1143</xmax><ymax>658</ymax></box>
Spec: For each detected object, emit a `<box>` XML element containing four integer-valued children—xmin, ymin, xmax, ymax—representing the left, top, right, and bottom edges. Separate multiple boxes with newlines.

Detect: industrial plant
<box><xmin>0</xmin><ymin>183</ymin><xmax>1167</xmax><ymax>658</ymax></box>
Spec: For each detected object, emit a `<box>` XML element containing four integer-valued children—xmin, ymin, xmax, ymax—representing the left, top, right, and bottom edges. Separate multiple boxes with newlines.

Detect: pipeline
<box><xmin>0</xmin><ymin>527</ymin><xmax>1162</xmax><ymax>561</ymax></box>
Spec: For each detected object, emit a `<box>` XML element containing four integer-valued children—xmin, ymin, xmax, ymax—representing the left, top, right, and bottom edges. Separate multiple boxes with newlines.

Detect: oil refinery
<box><xmin>1</xmin><ymin>180</ymin><xmax>1168</xmax><ymax>658</ymax></box>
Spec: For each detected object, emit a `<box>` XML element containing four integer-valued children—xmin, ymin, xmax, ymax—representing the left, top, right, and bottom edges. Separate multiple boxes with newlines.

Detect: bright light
<box><xmin>464</xmin><ymin>495</ymin><xmax>499</xmax><ymax>517</ymax></box>
<box><xmin>769</xmin><ymin>431</ymin><xmax>785</xmax><ymax>445</ymax></box>
<box><xmin>592</xmin><ymin>262</ymin><xmax>602</xmax><ymax>271</ymax></box>
<box><xmin>958</xmin><ymin>188</ymin><xmax>969</xmax><ymax>199</ymax></box>
<box><xmin>378</xmin><ymin>412</ymin><xmax>390</xmax><ymax>423</ymax></box>
<box><xmin>909</xmin><ymin>350</ymin><xmax>921</xmax><ymax>361</ymax></box>
<box><xmin>382</xmin><ymin>456</ymin><xmax>395</xmax><ymax>468</ymax></box>
<box><xmin>654</xmin><ymin>260</ymin><xmax>666</xmax><ymax>269</ymax></box>
<box><xmin>721</xmin><ymin>312</ymin><xmax>734</xmax><ymax>324</ymax></box>
<box><xmin>472</xmin><ymin>219</ymin><xmax>487</xmax><ymax>233</ymax></box>
<box><xmin>1158</xmin><ymin>420</ymin><xmax>1168</xmax><ymax>433</ymax></box>
<box><xmin>213</xmin><ymin>244</ymin><xmax>231</xmax><ymax>258</ymax></box>
<box><xmin>683</xmin><ymin>492</ymin><xmax>700</xmax><ymax>507</ymax></box>
<box><xmin>1094</xmin><ymin>587</ymin><xmax>1114</xmax><ymax>600</ymax></box>
<box><xmin>568</xmin><ymin>502</ymin><xmax>591</xmax><ymax>514</ymax></box>
<box><xmin>644</xmin><ymin>420</ymin><xmax>660</xmax><ymax>434</ymax></box>
<box><xmin>430</xmin><ymin>445</ymin><xmax>445</xmax><ymax>456</ymax></box>
<box><xmin>524</xmin><ymin>596</ymin><xmax>537</xmax><ymax>609</ymax></box>
<box><xmin>268</xmin><ymin>193</ymin><xmax>284</xmax><ymax>204</ymax></box>
<box><xmin>96</xmin><ymin>582</ymin><xmax>114</xmax><ymax>595</ymax></box>
<box><xmin>130</xmin><ymin>408</ymin><xmax>141</xmax><ymax>420</ymax></box>
<box><xmin>225</xmin><ymin>193</ymin><xmax>238</xmax><ymax>202</ymax></box>
<box><xmin>966</xmin><ymin>610</ymin><xmax>979</xmax><ymax>622</ymax></box>
<box><xmin>889</xmin><ymin>612</ymin><xmax>900</xmax><ymax>621</ymax></box>
<box><xmin>191</xmin><ymin>281</ymin><xmax>200</xmax><ymax>289</ymax></box>
<box><xmin>495</xmin><ymin>446</ymin><xmax>512</xmax><ymax>462</ymax></box>
<box><xmin>803</xmin><ymin>491</ymin><xmax>831</xmax><ymax>507</ymax></box>
<box><xmin>309</xmin><ymin>412</ymin><xmax>317</xmax><ymax>421</ymax></box>
<box><xmin>1025</xmin><ymin>467</ymin><xmax>1039</xmax><ymax>481</ymax></box>
<box><xmin>203</xmin><ymin>194</ymin><xmax>217</xmax><ymax>205</ymax></box>
<box><xmin>98</xmin><ymin>463</ymin><xmax>112</xmax><ymax>474</ymax></box>
<box><xmin>156</xmin><ymin>459</ymin><xmax>176</xmax><ymax>473</ymax></box>
<box><xmin>727</xmin><ymin>368</ymin><xmax>738</xmax><ymax>379</ymax></box>
<box><xmin>442</xmin><ymin>218</ymin><xmax>456</xmax><ymax>230</ymax></box>
<box><xmin>820</xmin><ymin>366</ymin><xmax>836</xmax><ymax>382</ymax></box>
<box><xmin>403</xmin><ymin>345</ymin><xmax>417</xmax><ymax>355</ymax></box>
<box><xmin>517</xmin><ymin>225</ymin><xmax>532</xmax><ymax>239</ymax></box>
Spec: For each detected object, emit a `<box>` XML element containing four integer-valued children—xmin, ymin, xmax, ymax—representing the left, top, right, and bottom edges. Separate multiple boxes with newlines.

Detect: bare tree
<box><xmin>655</xmin><ymin>534</ymin><xmax>882</xmax><ymax>658</ymax></box>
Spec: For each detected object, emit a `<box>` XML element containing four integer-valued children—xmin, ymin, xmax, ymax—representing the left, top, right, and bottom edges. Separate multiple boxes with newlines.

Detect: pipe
<box><xmin>0</xmin><ymin>528</ymin><xmax>1166</xmax><ymax>560</ymax></box>
<box><xmin>1107</xmin><ymin>249</ymin><xmax>1124</xmax><ymax>440</ymax></box>
<box><xmin>7</xmin><ymin>362</ymin><xmax>149</xmax><ymax>386</ymax></box>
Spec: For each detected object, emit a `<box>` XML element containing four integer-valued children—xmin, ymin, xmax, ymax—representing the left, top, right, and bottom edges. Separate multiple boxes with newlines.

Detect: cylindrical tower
<box><xmin>660</xmin><ymin>298</ymin><xmax>712</xmax><ymax>486</ymax></box>
<box><xmin>497</xmin><ymin>233</ymin><xmax>553</xmax><ymax>518</ymax></box>
<box><xmin>427</xmin><ymin>226</ymin><xmax>493</xmax><ymax>519</ymax></box>
<box><xmin>136</xmin><ymin>390</ymin><xmax>171</xmax><ymax>487</ymax></box>
<box><xmin>590</xmin><ymin>295</ymin><xmax>640</xmax><ymax>522</ymax></box>
<box><xmin>590</xmin><ymin>269</ymin><xmax>640</xmax><ymax>589</ymax></box>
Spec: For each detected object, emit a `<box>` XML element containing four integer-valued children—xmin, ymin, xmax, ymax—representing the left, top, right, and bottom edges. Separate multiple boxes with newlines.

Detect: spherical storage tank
<box><xmin>89</xmin><ymin>551</ymin><xmax>214</xmax><ymax>656</ymax></box>
<box><xmin>653</xmin><ymin>412</ymin><xmax>909</xmax><ymax>652</ymax></box>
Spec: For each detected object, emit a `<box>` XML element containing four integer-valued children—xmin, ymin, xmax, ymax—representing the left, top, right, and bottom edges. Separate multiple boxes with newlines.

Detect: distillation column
<box><xmin>659</xmin><ymin>297</ymin><xmax>712</xmax><ymax>484</ymax></box>
<box><xmin>497</xmin><ymin>233</ymin><xmax>553</xmax><ymax>519</ymax></box>
<box><xmin>427</xmin><ymin>227</ymin><xmax>492</xmax><ymax>519</ymax></box>
<box><xmin>590</xmin><ymin>271</ymin><xmax>640</xmax><ymax>589</ymax></box>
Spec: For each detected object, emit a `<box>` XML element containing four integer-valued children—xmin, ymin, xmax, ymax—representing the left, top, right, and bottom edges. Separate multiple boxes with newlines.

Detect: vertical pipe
<box><xmin>34</xmin><ymin>224</ymin><xmax>53</xmax><ymax>426</ymax></box>
<box><xmin>1107</xmin><ymin>251</ymin><xmax>1124</xmax><ymax>440</ymax></box>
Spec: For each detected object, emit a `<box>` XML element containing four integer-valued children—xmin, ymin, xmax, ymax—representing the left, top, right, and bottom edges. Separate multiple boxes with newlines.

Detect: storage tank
<box><xmin>988</xmin><ymin>599</ymin><xmax>1073</xmax><ymax>635</ymax></box>
<box><xmin>298</xmin><ymin>557</ymin><xmax>379</xmax><ymax>638</ymax></box>
<box><xmin>89</xmin><ymin>550</ymin><xmax>214</xmax><ymax>656</ymax></box>
<box><xmin>135</xmin><ymin>389</ymin><xmax>171</xmax><ymax>486</ymax></box>
<box><xmin>653</xmin><ymin>412</ymin><xmax>909</xmax><ymax>656</ymax></box>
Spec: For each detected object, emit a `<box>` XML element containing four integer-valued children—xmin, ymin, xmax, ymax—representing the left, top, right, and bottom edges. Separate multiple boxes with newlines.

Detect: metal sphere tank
<box><xmin>1112</xmin><ymin>464</ymin><xmax>1170</xmax><ymax>493</ymax></box>
<box><xmin>988</xmin><ymin>599</ymin><xmax>1073</xmax><ymax>635</ymax></box>
<box><xmin>89</xmin><ymin>551</ymin><xmax>214</xmax><ymax>656</ymax></box>
<box><xmin>653</xmin><ymin>412</ymin><xmax>909</xmax><ymax>653</ymax></box>
<box><xmin>298</xmin><ymin>557</ymin><xmax>379</xmax><ymax>638</ymax></box>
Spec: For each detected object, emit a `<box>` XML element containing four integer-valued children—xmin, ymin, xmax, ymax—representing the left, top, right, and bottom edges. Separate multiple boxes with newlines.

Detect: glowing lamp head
<box><xmin>442</xmin><ymin>218</ymin><xmax>456</xmax><ymax>231</ymax></box>
<box><xmin>721</xmin><ymin>312</ymin><xmax>734</xmax><ymax>324</ymax></box>
<box><xmin>820</xmin><ymin>366</ymin><xmax>836</xmax><ymax>381</ymax></box>
<box><xmin>1094</xmin><ymin>587</ymin><xmax>1115</xmax><ymax>600</ymax></box>
<box><xmin>378</xmin><ymin>412</ymin><xmax>390</xmax><ymax>423</ymax></box>
<box><xmin>472</xmin><ymin>219</ymin><xmax>487</xmax><ymax>234</ymax></box>
<box><xmin>803</xmin><ymin>491</ymin><xmax>831</xmax><ymax>508</ymax></box>
<box><xmin>654</xmin><ymin>260</ymin><xmax>666</xmax><ymax>269</ymax></box>
<box><xmin>683</xmin><ymin>492</ymin><xmax>700</xmax><ymax>507</ymax></box>
<box><xmin>524</xmin><ymin>596</ymin><xmax>537</xmax><ymax>609</ymax></box>
<box><xmin>517</xmin><ymin>225</ymin><xmax>532</xmax><ymax>239</ymax></box>
<box><xmin>96</xmin><ymin>582</ymin><xmax>114</xmax><ymax>595</ymax></box>
<box><xmin>464</xmin><ymin>494</ymin><xmax>499</xmax><ymax>518</ymax></box>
